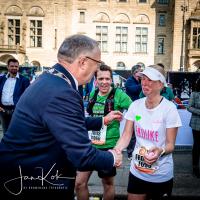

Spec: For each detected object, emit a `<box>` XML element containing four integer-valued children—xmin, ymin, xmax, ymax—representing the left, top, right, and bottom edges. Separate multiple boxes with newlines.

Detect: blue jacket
<box><xmin>0</xmin><ymin>63</ymin><xmax>114</xmax><ymax>197</ymax></box>
<box><xmin>0</xmin><ymin>73</ymin><xmax>30</xmax><ymax>106</ymax></box>
<box><xmin>125</xmin><ymin>76</ymin><xmax>142</xmax><ymax>101</ymax></box>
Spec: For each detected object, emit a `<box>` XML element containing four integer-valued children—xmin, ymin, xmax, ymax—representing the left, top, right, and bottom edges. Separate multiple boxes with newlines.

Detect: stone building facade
<box><xmin>173</xmin><ymin>0</ymin><xmax>200</xmax><ymax>72</ymax></box>
<box><xmin>0</xmin><ymin>0</ymin><xmax>199</xmax><ymax>72</ymax></box>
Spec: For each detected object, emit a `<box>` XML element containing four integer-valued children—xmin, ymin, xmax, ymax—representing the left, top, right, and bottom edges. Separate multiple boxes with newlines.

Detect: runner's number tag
<box><xmin>88</xmin><ymin>125</ymin><xmax>107</xmax><ymax>145</ymax></box>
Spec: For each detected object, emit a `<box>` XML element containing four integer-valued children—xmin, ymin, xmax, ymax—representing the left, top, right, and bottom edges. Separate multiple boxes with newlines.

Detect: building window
<box><xmin>116</xmin><ymin>61</ymin><xmax>126</xmax><ymax>69</ymax></box>
<box><xmin>157</xmin><ymin>0</ymin><xmax>169</xmax><ymax>4</ymax></box>
<box><xmin>79</xmin><ymin>12</ymin><xmax>85</xmax><ymax>23</ymax></box>
<box><xmin>30</xmin><ymin>20</ymin><xmax>42</xmax><ymax>47</ymax></box>
<box><xmin>137</xmin><ymin>62</ymin><xmax>145</xmax><ymax>70</ymax></box>
<box><xmin>115</xmin><ymin>26</ymin><xmax>128</xmax><ymax>53</ymax></box>
<box><xmin>192</xmin><ymin>27</ymin><xmax>200</xmax><ymax>49</ymax></box>
<box><xmin>158</xmin><ymin>38</ymin><xmax>164</xmax><ymax>54</ymax></box>
<box><xmin>159</xmin><ymin>14</ymin><xmax>166</xmax><ymax>26</ymax></box>
<box><xmin>8</xmin><ymin>19</ymin><xmax>20</xmax><ymax>46</ymax></box>
<box><xmin>96</xmin><ymin>26</ymin><xmax>108</xmax><ymax>52</ymax></box>
<box><xmin>135</xmin><ymin>27</ymin><xmax>148</xmax><ymax>53</ymax></box>
<box><xmin>139</xmin><ymin>0</ymin><xmax>147</xmax><ymax>3</ymax></box>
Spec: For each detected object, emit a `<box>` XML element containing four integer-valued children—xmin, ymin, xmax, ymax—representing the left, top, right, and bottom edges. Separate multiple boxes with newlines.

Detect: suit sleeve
<box><xmin>85</xmin><ymin>117</ymin><xmax>102</xmax><ymax>131</ymax></box>
<box><xmin>42</xmin><ymin>89</ymin><xmax>114</xmax><ymax>171</ymax></box>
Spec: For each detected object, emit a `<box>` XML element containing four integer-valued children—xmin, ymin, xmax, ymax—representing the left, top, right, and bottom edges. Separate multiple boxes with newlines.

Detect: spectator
<box><xmin>187</xmin><ymin>77</ymin><xmax>200</xmax><ymax>178</ymax></box>
<box><xmin>0</xmin><ymin>58</ymin><xmax>30</xmax><ymax>133</ymax></box>
<box><xmin>125</xmin><ymin>65</ymin><xmax>142</xmax><ymax>101</ymax></box>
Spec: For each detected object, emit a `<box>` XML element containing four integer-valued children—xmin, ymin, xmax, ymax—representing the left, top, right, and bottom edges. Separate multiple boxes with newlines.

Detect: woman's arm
<box><xmin>114</xmin><ymin>119</ymin><xmax>134</xmax><ymax>152</ymax></box>
<box><xmin>164</xmin><ymin>127</ymin><xmax>178</xmax><ymax>154</ymax></box>
<box><xmin>144</xmin><ymin>127</ymin><xmax>178</xmax><ymax>165</ymax></box>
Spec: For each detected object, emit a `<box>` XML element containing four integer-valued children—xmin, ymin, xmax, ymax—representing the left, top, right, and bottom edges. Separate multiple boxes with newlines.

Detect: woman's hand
<box><xmin>144</xmin><ymin>147</ymin><xmax>163</xmax><ymax>165</ymax></box>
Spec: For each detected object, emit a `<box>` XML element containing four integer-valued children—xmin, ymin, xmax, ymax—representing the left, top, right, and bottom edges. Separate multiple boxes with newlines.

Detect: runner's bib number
<box><xmin>133</xmin><ymin>146</ymin><xmax>159</xmax><ymax>174</ymax></box>
<box><xmin>88</xmin><ymin>125</ymin><xmax>107</xmax><ymax>145</ymax></box>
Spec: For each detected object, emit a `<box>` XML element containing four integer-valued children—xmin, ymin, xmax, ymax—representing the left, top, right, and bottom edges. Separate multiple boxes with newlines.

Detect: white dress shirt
<box><xmin>1</xmin><ymin>73</ymin><xmax>19</xmax><ymax>106</ymax></box>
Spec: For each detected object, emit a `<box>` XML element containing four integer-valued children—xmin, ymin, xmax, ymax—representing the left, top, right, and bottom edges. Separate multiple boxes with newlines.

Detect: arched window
<box><xmin>28</xmin><ymin>6</ymin><xmax>44</xmax><ymax>48</ymax></box>
<box><xmin>93</xmin><ymin>12</ymin><xmax>110</xmax><ymax>23</ymax></box>
<box><xmin>0</xmin><ymin>54</ymin><xmax>15</xmax><ymax>64</ymax></box>
<box><xmin>31</xmin><ymin>60</ymin><xmax>41</xmax><ymax>71</ymax></box>
<box><xmin>116</xmin><ymin>61</ymin><xmax>126</xmax><ymax>69</ymax></box>
<box><xmin>5</xmin><ymin>5</ymin><xmax>22</xmax><ymax>16</ymax></box>
<box><xmin>27</xmin><ymin>6</ymin><xmax>45</xmax><ymax>17</ymax></box>
<box><xmin>137</xmin><ymin>62</ymin><xmax>145</xmax><ymax>70</ymax></box>
<box><xmin>192</xmin><ymin>60</ymin><xmax>200</xmax><ymax>72</ymax></box>
<box><xmin>113</xmin><ymin>13</ymin><xmax>130</xmax><ymax>24</ymax></box>
<box><xmin>6</xmin><ymin>6</ymin><xmax>23</xmax><ymax>46</ymax></box>
<box><xmin>94</xmin><ymin>12</ymin><xmax>110</xmax><ymax>53</ymax></box>
<box><xmin>134</xmin><ymin>14</ymin><xmax>150</xmax><ymax>24</ymax></box>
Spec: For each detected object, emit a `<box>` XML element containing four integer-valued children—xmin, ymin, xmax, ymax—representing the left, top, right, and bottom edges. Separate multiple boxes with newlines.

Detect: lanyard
<box><xmin>46</xmin><ymin>68</ymin><xmax>72</xmax><ymax>87</ymax></box>
<box><xmin>46</xmin><ymin>67</ymin><xmax>84</xmax><ymax>112</ymax></box>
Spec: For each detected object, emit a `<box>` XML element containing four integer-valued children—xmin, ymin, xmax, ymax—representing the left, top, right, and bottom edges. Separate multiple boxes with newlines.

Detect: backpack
<box><xmin>86</xmin><ymin>87</ymin><xmax>116</xmax><ymax>116</ymax></box>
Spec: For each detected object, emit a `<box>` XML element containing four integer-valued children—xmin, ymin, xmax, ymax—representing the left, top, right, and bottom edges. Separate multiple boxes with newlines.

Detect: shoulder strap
<box><xmin>86</xmin><ymin>87</ymin><xmax>116</xmax><ymax>116</ymax></box>
<box><xmin>104</xmin><ymin>87</ymin><xmax>116</xmax><ymax>116</ymax></box>
<box><xmin>86</xmin><ymin>88</ymin><xmax>99</xmax><ymax>116</ymax></box>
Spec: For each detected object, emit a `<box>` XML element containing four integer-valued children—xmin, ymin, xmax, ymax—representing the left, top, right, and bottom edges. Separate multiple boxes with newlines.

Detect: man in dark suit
<box><xmin>0</xmin><ymin>35</ymin><xmax>122</xmax><ymax>199</ymax></box>
<box><xmin>0</xmin><ymin>58</ymin><xmax>30</xmax><ymax>133</ymax></box>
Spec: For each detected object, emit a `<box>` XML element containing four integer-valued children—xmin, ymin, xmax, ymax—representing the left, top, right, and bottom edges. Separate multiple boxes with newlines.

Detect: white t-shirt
<box><xmin>125</xmin><ymin>97</ymin><xmax>182</xmax><ymax>183</ymax></box>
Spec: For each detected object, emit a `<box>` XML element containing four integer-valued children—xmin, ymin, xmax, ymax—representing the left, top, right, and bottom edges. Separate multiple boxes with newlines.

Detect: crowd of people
<box><xmin>0</xmin><ymin>34</ymin><xmax>199</xmax><ymax>200</ymax></box>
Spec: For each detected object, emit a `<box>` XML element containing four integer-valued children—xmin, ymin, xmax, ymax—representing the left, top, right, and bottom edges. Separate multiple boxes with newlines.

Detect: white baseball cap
<box><xmin>138</xmin><ymin>66</ymin><xmax>167</xmax><ymax>86</ymax></box>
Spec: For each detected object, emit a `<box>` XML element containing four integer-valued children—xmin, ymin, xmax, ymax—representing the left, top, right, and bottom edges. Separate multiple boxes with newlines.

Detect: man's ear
<box><xmin>78</xmin><ymin>56</ymin><xmax>87</xmax><ymax>70</ymax></box>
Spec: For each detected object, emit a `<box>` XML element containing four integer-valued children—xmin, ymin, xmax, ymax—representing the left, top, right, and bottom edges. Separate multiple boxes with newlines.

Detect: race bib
<box><xmin>132</xmin><ymin>146</ymin><xmax>159</xmax><ymax>174</ymax></box>
<box><xmin>88</xmin><ymin>125</ymin><xmax>107</xmax><ymax>145</ymax></box>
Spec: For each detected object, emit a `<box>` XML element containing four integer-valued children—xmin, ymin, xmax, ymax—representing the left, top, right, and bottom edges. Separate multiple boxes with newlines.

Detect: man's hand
<box><xmin>104</xmin><ymin>111</ymin><xmax>123</xmax><ymax>125</ymax></box>
<box><xmin>109</xmin><ymin>149</ymin><xmax>123</xmax><ymax>168</ymax></box>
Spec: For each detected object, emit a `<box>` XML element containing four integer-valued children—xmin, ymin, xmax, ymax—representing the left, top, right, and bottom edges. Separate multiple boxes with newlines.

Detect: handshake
<box><xmin>109</xmin><ymin>148</ymin><xmax>123</xmax><ymax>168</ymax></box>
<box><xmin>103</xmin><ymin>110</ymin><xmax>124</xmax><ymax>167</ymax></box>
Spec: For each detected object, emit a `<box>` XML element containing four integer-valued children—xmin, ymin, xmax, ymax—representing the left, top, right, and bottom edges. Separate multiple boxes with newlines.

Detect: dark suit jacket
<box><xmin>0</xmin><ymin>63</ymin><xmax>113</xmax><ymax>198</ymax></box>
<box><xmin>0</xmin><ymin>73</ymin><xmax>30</xmax><ymax>106</ymax></box>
